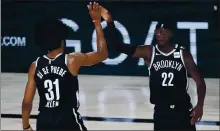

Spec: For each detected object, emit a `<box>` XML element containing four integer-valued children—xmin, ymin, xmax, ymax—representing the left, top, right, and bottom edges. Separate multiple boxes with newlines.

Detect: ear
<box><xmin>169</xmin><ymin>30</ymin><xmax>173</xmax><ymax>38</ymax></box>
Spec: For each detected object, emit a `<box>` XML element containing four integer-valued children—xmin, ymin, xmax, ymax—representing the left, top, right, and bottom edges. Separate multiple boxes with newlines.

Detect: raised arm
<box><xmin>182</xmin><ymin>49</ymin><xmax>206</xmax><ymax>125</ymax></box>
<box><xmin>70</xmin><ymin>2</ymin><xmax>108</xmax><ymax>67</ymax></box>
<box><xmin>22</xmin><ymin>62</ymin><xmax>36</xmax><ymax>130</ymax></box>
<box><xmin>101</xmin><ymin>6</ymin><xmax>152</xmax><ymax>60</ymax></box>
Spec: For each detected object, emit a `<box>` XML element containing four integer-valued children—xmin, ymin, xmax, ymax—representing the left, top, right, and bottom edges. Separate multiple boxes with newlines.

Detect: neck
<box><xmin>47</xmin><ymin>48</ymin><xmax>64</xmax><ymax>58</ymax></box>
<box><xmin>157</xmin><ymin>44</ymin><xmax>174</xmax><ymax>53</ymax></box>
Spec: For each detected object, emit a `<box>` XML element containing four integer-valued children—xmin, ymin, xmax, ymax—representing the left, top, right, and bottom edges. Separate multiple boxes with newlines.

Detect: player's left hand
<box><xmin>190</xmin><ymin>104</ymin><xmax>203</xmax><ymax>125</ymax></box>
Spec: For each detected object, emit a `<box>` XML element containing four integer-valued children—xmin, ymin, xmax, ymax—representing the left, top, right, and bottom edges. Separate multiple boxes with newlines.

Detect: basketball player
<box><xmin>100</xmin><ymin>5</ymin><xmax>206</xmax><ymax>131</ymax></box>
<box><xmin>22</xmin><ymin>2</ymin><xmax>107</xmax><ymax>130</ymax></box>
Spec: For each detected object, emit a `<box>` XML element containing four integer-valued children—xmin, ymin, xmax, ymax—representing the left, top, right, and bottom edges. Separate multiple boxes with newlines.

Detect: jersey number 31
<box><xmin>162</xmin><ymin>72</ymin><xmax>174</xmax><ymax>86</ymax></box>
<box><xmin>44</xmin><ymin>79</ymin><xmax>60</xmax><ymax>101</ymax></box>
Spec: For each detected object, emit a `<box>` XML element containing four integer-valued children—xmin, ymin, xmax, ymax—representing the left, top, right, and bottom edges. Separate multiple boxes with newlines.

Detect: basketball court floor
<box><xmin>1</xmin><ymin>73</ymin><xmax>219</xmax><ymax>130</ymax></box>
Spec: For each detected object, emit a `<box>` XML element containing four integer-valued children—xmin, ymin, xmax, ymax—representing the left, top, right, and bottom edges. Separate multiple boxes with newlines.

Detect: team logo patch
<box><xmin>174</xmin><ymin>52</ymin><xmax>180</xmax><ymax>58</ymax></box>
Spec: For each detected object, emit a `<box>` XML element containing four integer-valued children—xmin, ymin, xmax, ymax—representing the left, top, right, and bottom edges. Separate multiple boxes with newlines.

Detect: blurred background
<box><xmin>1</xmin><ymin>0</ymin><xmax>220</xmax><ymax>130</ymax></box>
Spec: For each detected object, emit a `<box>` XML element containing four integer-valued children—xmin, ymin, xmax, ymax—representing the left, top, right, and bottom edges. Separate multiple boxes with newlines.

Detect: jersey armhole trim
<box><xmin>65</xmin><ymin>54</ymin><xmax>68</xmax><ymax>65</ymax></box>
<box><xmin>180</xmin><ymin>48</ymin><xmax>189</xmax><ymax>90</ymax></box>
<box><xmin>180</xmin><ymin>49</ymin><xmax>186</xmax><ymax>68</ymax></box>
<box><xmin>73</xmin><ymin>108</ymin><xmax>83</xmax><ymax>131</ymax></box>
<box><xmin>148</xmin><ymin>46</ymin><xmax>155</xmax><ymax>70</ymax></box>
<box><xmin>35</xmin><ymin>57</ymin><xmax>40</xmax><ymax>67</ymax></box>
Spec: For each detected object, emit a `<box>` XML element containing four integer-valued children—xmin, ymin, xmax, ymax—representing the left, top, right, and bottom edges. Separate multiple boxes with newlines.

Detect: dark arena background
<box><xmin>1</xmin><ymin>0</ymin><xmax>220</xmax><ymax>130</ymax></box>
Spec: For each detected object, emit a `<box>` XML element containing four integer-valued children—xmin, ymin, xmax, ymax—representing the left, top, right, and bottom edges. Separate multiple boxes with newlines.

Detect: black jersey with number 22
<box><xmin>148</xmin><ymin>44</ymin><xmax>191</xmax><ymax>105</ymax></box>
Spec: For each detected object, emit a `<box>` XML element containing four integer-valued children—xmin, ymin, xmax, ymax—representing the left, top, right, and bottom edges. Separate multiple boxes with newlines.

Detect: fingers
<box><xmin>198</xmin><ymin>117</ymin><xmax>202</xmax><ymax>122</ymax></box>
<box><xmin>190</xmin><ymin>110</ymin><xmax>195</xmax><ymax>116</ymax></box>
<box><xmin>191</xmin><ymin>116</ymin><xmax>202</xmax><ymax>125</ymax></box>
<box><xmin>100</xmin><ymin>5</ymin><xmax>107</xmax><ymax>12</ymax></box>
<box><xmin>95</xmin><ymin>2</ymin><xmax>100</xmax><ymax>10</ymax></box>
<box><xmin>190</xmin><ymin>116</ymin><xmax>197</xmax><ymax>125</ymax></box>
<box><xmin>95</xmin><ymin>3</ymin><xmax>101</xmax><ymax>12</ymax></box>
<box><xmin>93</xmin><ymin>2</ymin><xmax>99</xmax><ymax>11</ymax></box>
<box><xmin>98</xmin><ymin>5</ymin><xmax>101</xmax><ymax>12</ymax></box>
<box><xmin>92</xmin><ymin>2</ymin><xmax>96</xmax><ymax>10</ymax></box>
<box><xmin>190</xmin><ymin>111</ymin><xmax>203</xmax><ymax>125</ymax></box>
<box><xmin>87</xmin><ymin>2</ymin><xmax>92</xmax><ymax>11</ymax></box>
<box><xmin>87</xmin><ymin>2</ymin><xmax>101</xmax><ymax>12</ymax></box>
<box><xmin>190</xmin><ymin>110</ymin><xmax>197</xmax><ymax>125</ymax></box>
<box><xmin>100</xmin><ymin>5</ymin><xmax>108</xmax><ymax>14</ymax></box>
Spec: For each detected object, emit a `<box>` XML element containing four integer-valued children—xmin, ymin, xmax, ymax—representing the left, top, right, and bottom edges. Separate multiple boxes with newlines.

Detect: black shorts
<box><xmin>36</xmin><ymin>109</ymin><xmax>87</xmax><ymax>131</ymax></box>
<box><xmin>153</xmin><ymin>104</ymin><xmax>196</xmax><ymax>131</ymax></box>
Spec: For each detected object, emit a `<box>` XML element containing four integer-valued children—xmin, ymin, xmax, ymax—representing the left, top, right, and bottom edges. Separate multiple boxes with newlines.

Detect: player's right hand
<box><xmin>190</xmin><ymin>104</ymin><xmax>203</xmax><ymax>125</ymax></box>
<box><xmin>100</xmin><ymin>6</ymin><xmax>112</xmax><ymax>22</ymax></box>
<box><xmin>87</xmin><ymin>2</ymin><xmax>101</xmax><ymax>21</ymax></box>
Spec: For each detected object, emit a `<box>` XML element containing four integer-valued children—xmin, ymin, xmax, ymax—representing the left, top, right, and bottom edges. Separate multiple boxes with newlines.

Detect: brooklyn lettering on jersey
<box><xmin>37</xmin><ymin>66</ymin><xmax>67</xmax><ymax>79</ymax></box>
<box><xmin>153</xmin><ymin>60</ymin><xmax>183</xmax><ymax>71</ymax></box>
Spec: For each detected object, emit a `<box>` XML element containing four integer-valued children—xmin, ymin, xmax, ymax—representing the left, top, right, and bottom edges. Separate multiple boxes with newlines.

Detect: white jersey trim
<box><xmin>180</xmin><ymin>48</ymin><xmax>189</xmax><ymax>90</ymax></box>
<box><xmin>180</xmin><ymin>48</ymin><xmax>186</xmax><ymax>67</ymax></box>
<box><xmin>156</xmin><ymin>44</ymin><xmax>178</xmax><ymax>56</ymax></box>
<box><xmin>73</xmin><ymin>108</ymin><xmax>83</xmax><ymax>131</ymax></box>
<box><xmin>148</xmin><ymin>46</ymin><xmax>155</xmax><ymax>75</ymax></box>
<box><xmin>65</xmin><ymin>54</ymin><xmax>68</xmax><ymax>65</ymax></box>
<box><xmin>43</xmin><ymin>53</ymin><xmax>63</xmax><ymax>61</ymax></box>
<box><xmin>35</xmin><ymin>57</ymin><xmax>40</xmax><ymax>67</ymax></box>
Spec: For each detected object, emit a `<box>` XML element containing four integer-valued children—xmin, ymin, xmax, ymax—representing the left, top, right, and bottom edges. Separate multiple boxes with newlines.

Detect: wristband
<box><xmin>23</xmin><ymin>125</ymin><xmax>30</xmax><ymax>130</ymax></box>
<box><xmin>93</xmin><ymin>20</ymin><xmax>100</xmax><ymax>23</ymax></box>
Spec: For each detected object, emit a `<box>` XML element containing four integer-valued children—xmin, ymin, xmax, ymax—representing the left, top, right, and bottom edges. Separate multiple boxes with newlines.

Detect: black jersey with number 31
<box><xmin>34</xmin><ymin>53</ymin><xmax>80</xmax><ymax>112</ymax></box>
<box><xmin>148</xmin><ymin>44</ymin><xmax>191</xmax><ymax>105</ymax></box>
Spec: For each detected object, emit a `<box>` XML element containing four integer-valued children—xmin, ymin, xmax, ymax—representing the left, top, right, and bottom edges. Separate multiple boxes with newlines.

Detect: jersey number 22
<box><xmin>162</xmin><ymin>72</ymin><xmax>174</xmax><ymax>86</ymax></box>
<box><xmin>44</xmin><ymin>79</ymin><xmax>60</xmax><ymax>101</ymax></box>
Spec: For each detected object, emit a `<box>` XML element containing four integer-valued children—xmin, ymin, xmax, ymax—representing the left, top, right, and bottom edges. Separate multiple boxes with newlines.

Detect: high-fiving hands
<box><xmin>87</xmin><ymin>2</ymin><xmax>112</xmax><ymax>23</ymax></box>
<box><xmin>87</xmin><ymin>2</ymin><xmax>101</xmax><ymax>22</ymax></box>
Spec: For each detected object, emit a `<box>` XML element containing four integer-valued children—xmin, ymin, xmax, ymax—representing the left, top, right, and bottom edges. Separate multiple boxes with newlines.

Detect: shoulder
<box><xmin>69</xmin><ymin>52</ymin><xmax>85</xmax><ymax>57</ymax></box>
<box><xmin>179</xmin><ymin>45</ymin><xmax>186</xmax><ymax>50</ymax></box>
<box><xmin>68</xmin><ymin>52</ymin><xmax>86</xmax><ymax>59</ymax></box>
<box><xmin>66</xmin><ymin>52</ymin><xmax>87</xmax><ymax>64</ymax></box>
<box><xmin>179</xmin><ymin>46</ymin><xmax>195</xmax><ymax>65</ymax></box>
<box><xmin>179</xmin><ymin>46</ymin><xmax>192</xmax><ymax>58</ymax></box>
<box><xmin>28</xmin><ymin>60</ymin><xmax>37</xmax><ymax>76</ymax></box>
<box><xmin>29</xmin><ymin>56</ymin><xmax>42</xmax><ymax>75</ymax></box>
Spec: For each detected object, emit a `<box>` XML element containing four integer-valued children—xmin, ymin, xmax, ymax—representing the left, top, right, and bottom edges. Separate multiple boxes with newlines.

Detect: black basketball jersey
<box><xmin>148</xmin><ymin>44</ymin><xmax>191</xmax><ymax>105</ymax></box>
<box><xmin>34</xmin><ymin>53</ymin><xmax>80</xmax><ymax>112</ymax></box>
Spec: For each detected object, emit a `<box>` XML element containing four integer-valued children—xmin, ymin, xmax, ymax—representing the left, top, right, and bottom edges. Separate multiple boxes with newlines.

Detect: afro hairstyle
<box><xmin>34</xmin><ymin>18</ymin><xmax>69</xmax><ymax>51</ymax></box>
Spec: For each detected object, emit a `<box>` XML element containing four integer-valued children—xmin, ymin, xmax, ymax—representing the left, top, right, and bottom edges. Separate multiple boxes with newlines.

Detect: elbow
<box><xmin>197</xmin><ymin>80</ymin><xmax>206</xmax><ymax>89</ymax></box>
<box><xmin>22</xmin><ymin>100</ymin><xmax>33</xmax><ymax>109</ymax></box>
<box><xmin>101</xmin><ymin>51</ymin><xmax>109</xmax><ymax>61</ymax></box>
<box><xmin>104</xmin><ymin>50</ymin><xmax>109</xmax><ymax>59</ymax></box>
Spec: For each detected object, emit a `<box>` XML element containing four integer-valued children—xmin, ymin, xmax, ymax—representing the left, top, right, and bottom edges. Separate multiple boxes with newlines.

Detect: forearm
<box><xmin>106</xmin><ymin>21</ymin><xmax>137</xmax><ymax>56</ymax></box>
<box><xmin>22</xmin><ymin>102</ymin><xmax>32</xmax><ymax>128</ymax></box>
<box><xmin>196</xmin><ymin>82</ymin><xmax>206</xmax><ymax>106</ymax></box>
<box><xmin>94</xmin><ymin>22</ymin><xmax>108</xmax><ymax>58</ymax></box>
<box><xmin>106</xmin><ymin>21</ymin><xmax>121</xmax><ymax>49</ymax></box>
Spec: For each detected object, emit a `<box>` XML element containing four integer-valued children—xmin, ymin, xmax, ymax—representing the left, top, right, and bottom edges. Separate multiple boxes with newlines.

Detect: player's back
<box><xmin>34</xmin><ymin>53</ymin><xmax>80</xmax><ymax>112</ymax></box>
